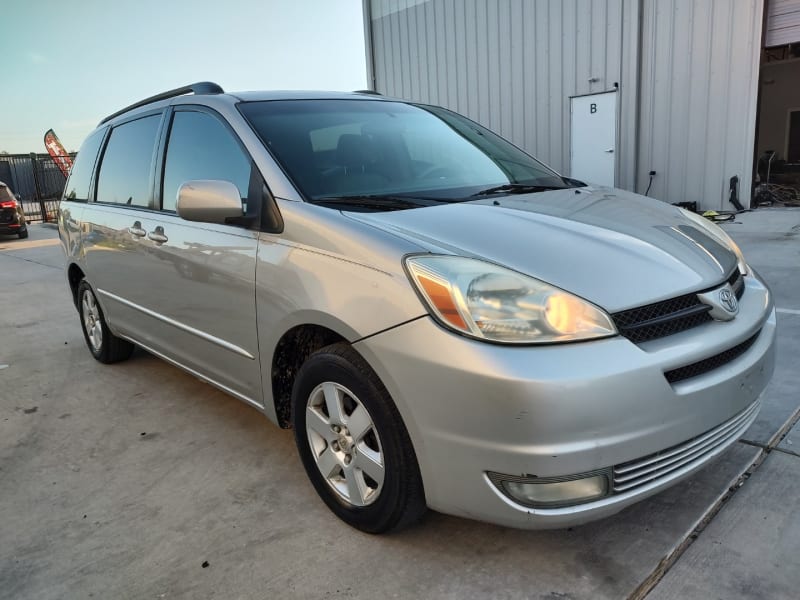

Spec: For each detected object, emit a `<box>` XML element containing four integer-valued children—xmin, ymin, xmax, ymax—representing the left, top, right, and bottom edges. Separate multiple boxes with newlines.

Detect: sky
<box><xmin>0</xmin><ymin>0</ymin><xmax>367</xmax><ymax>153</ymax></box>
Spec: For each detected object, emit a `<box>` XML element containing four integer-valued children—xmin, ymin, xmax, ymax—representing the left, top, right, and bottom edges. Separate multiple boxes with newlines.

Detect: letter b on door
<box><xmin>590</xmin><ymin>103</ymin><xmax>597</xmax><ymax>114</ymax></box>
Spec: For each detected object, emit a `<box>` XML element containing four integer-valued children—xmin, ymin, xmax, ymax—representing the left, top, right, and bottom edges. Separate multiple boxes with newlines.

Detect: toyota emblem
<box><xmin>719</xmin><ymin>288</ymin><xmax>738</xmax><ymax>313</ymax></box>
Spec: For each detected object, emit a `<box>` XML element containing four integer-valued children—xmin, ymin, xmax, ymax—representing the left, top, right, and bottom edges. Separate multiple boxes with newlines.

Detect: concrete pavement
<box><xmin>1</xmin><ymin>211</ymin><xmax>799</xmax><ymax>599</ymax></box>
<box><xmin>637</xmin><ymin>208</ymin><xmax>800</xmax><ymax>600</ymax></box>
<box><xmin>648</xmin><ymin>447</ymin><xmax>800</xmax><ymax>600</ymax></box>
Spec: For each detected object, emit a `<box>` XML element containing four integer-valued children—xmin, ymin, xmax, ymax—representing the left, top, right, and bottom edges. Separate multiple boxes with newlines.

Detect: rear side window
<box><xmin>0</xmin><ymin>184</ymin><xmax>14</xmax><ymax>202</ymax></box>
<box><xmin>64</xmin><ymin>128</ymin><xmax>106</xmax><ymax>202</ymax></box>
<box><xmin>96</xmin><ymin>115</ymin><xmax>161</xmax><ymax>208</ymax></box>
<box><xmin>161</xmin><ymin>111</ymin><xmax>251</xmax><ymax>212</ymax></box>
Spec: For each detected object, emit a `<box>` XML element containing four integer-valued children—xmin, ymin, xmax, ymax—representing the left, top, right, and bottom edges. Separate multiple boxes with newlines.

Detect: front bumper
<box><xmin>354</xmin><ymin>274</ymin><xmax>776</xmax><ymax>529</ymax></box>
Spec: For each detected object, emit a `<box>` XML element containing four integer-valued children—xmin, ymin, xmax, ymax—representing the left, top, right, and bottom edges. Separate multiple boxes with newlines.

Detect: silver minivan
<box><xmin>59</xmin><ymin>83</ymin><xmax>776</xmax><ymax>533</ymax></box>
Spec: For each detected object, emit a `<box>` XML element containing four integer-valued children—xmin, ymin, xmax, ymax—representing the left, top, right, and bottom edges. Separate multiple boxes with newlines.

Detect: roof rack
<box><xmin>99</xmin><ymin>81</ymin><xmax>225</xmax><ymax>125</ymax></box>
<box><xmin>353</xmin><ymin>89</ymin><xmax>382</xmax><ymax>95</ymax></box>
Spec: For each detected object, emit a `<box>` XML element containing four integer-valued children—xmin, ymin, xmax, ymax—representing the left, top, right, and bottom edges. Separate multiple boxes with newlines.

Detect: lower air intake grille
<box><xmin>612</xmin><ymin>399</ymin><xmax>760</xmax><ymax>494</ymax></box>
<box><xmin>664</xmin><ymin>331</ymin><xmax>760</xmax><ymax>384</ymax></box>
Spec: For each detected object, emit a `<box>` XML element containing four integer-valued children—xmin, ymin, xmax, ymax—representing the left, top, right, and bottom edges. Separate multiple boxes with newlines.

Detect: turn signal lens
<box><xmin>405</xmin><ymin>256</ymin><xmax>617</xmax><ymax>344</ymax></box>
<box><xmin>415</xmin><ymin>271</ymin><xmax>468</xmax><ymax>330</ymax></box>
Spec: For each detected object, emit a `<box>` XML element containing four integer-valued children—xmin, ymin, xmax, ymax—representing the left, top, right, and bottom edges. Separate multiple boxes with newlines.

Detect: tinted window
<box><xmin>64</xmin><ymin>127</ymin><xmax>106</xmax><ymax>202</ymax></box>
<box><xmin>162</xmin><ymin>111</ymin><xmax>251</xmax><ymax>212</ymax></box>
<box><xmin>239</xmin><ymin>100</ymin><xmax>564</xmax><ymax>203</ymax></box>
<box><xmin>0</xmin><ymin>184</ymin><xmax>14</xmax><ymax>202</ymax></box>
<box><xmin>96</xmin><ymin>115</ymin><xmax>160</xmax><ymax>208</ymax></box>
<box><xmin>309</xmin><ymin>122</ymin><xmax>361</xmax><ymax>152</ymax></box>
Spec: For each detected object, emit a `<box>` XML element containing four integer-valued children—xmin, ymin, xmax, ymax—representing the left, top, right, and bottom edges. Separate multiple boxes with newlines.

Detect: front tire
<box><xmin>292</xmin><ymin>343</ymin><xmax>426</xmax><ymax>533</ymax></box>
<box><xmin>78</xmin><ymin>280</ymin><xmax>134</xmax><ymax>364</ymax></box>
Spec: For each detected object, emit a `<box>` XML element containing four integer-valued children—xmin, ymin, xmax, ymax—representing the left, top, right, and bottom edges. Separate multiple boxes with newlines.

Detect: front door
<box><xmin>570</xmin><ymin>91</ymin><xmax>617</xmax><ymax>187</ymax></box>
<box><xmin>140</xmin><ymin>107</ymin><xmax>262</xmax><ymax>407</ymax></box>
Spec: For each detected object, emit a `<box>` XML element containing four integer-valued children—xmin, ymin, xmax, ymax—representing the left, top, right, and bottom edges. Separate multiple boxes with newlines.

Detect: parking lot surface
<box><xmin>1</xmin><ymin>212</ymin><xmax>799</xmax><ymax>599</ymax></box>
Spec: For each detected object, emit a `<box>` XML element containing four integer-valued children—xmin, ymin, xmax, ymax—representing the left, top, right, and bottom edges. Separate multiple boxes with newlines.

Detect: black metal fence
<box><xmin>0</xmin><ymin>153</ymin><xmax>75</xmax><ymax>223</ymax></box>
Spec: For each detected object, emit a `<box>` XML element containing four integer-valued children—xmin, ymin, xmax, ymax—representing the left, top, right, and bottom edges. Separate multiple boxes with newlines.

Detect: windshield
<box><xmin>239</xmin><ymin>99</ymin><xmax>567</xmax><ymax>207</ymax></box>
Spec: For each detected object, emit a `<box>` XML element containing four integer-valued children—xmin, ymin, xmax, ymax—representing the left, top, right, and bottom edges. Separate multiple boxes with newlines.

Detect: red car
<box><xmin>0</xmin><ymin>181</ymin><xmax>28</xmax><ymax>239</ymax></box>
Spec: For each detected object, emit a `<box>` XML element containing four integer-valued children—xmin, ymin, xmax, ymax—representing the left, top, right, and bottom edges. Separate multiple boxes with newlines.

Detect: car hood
<box><xmin>344</xmin><ymin>187</ymin><xmax>738</xmax><ymax>312</ymax></box>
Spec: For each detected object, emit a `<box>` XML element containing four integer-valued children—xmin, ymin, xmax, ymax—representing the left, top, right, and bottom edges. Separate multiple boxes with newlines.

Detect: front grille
<box><xmin>664</xmin><ymin>331</ymin><xmax>760</xmax><ymax>384</ymax></box>
<box><xmin>612</xmin><ymin>399</ymin><xmax>760</xmax><ymax>493</ymax></box>
<box><xmin>612</xmin><ymin>293</ymin><xmax>712</xmax><ymax>344</ymax></box>
<box><xmin>612</xmin><ymin>269</ymin><xmax>746</xmax><ymax>344</ymax></box>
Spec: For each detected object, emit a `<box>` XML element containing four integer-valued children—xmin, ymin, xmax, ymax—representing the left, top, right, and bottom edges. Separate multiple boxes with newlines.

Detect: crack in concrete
<box><xmin>0</xmin><ymin>253</ymin><xmax>61</xmax><ymax>270</ymax></box>
<box><xmin>628</xmin><ymin>405</ymin><xmax>800</xmax><ymax>600</ymax></box>
<box><xmin>729</xmin><ymin>438</ymin><xmax>800</xmax><ymax>459</ymax></box>
<box><xmin>770</xmin><ymin>446</ymin><xmax>800</xmax><ymax>459</ymax></box>
<box><xmin>738</xmin><ymin>438</ymin><xmax>768</xmax><ymax>449</ymax></box>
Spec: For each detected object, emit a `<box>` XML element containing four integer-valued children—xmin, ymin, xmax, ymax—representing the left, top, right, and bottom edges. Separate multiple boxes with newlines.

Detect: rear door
<box><xmin>82</xmin><ymin>112</ymin><xmax>164</xmax><ymax>342</ymax></box>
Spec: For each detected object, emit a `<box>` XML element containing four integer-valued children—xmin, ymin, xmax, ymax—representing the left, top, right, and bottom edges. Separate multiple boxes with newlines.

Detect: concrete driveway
<box><xmin>1</xmin><ymin>212</ymin><xmax>798</xmax><ymax>599</ymax></box>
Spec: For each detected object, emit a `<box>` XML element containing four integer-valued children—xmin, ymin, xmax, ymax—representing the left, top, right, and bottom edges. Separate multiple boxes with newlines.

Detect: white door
<box><xmin>570</xmin><ymin>91</ymin><xmax>617</xmax><ymax>187</ymax></box>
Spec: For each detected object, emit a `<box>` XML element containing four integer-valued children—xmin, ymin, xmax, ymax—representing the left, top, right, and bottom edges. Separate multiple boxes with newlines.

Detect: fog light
<box><xmin>489</xmin><ymin>471</ymin><xmax>609</xmax><ymax>508</ymax></box>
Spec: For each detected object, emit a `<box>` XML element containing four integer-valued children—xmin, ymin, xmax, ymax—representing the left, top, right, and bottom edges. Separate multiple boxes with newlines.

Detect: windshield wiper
<box><xmin>313</xmin><ymin>194</ymin><xmax>448</xmax><ymax>211</ymax></box>
<box><xmin>470</xmin><ymin>183</ymin><xmax>567</xmax><ymax>197</ymax></box>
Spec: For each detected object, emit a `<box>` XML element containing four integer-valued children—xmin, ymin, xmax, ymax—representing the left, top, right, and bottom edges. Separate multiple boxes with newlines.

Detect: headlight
<box><xmin>405</xmin><ymin>255</ymin><xmax>617</xmax><ymax>344</ymax></box>
<box><xmin>680</xmin><ymin>209</ymin><xmax>748</xmax><ymax>275</ymax></box>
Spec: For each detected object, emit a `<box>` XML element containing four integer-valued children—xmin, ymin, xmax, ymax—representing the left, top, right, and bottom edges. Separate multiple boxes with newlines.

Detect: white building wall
<box><xmin>637</xmin><ymin>0</ymin><xmax>764</xmax><ymax>209</ymax></box>
<box><xmin>366</xmin><ymin>0</ymin><xmax>764</xmax><ymax>210</ymax></box>
<box><xmin>366</xmin><ymin>0</ymin><xmax>640</xmax><ymax>191</ymax></box>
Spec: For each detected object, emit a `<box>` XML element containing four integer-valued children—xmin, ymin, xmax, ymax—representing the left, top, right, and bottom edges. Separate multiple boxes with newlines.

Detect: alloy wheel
<box><xmin>305</xmin><ymin>381</ymin><xmax>385</xmax><ymax>506</ymax></box>
<box><xmin>81</xmin><ymin>290</ymin><xmax>103</xmax><ymax>352</ymax></box>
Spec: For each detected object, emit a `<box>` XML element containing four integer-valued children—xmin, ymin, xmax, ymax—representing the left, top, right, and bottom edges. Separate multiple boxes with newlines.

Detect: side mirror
<box><xmin>176</xmin><ymin>180</ymin><xmax>244</xmax><ymax>224</ymax></box>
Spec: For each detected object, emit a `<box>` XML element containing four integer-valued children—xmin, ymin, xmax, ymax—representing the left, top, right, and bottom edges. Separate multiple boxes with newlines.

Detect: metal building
<box><xmin>363</xmin><ymin>0</ymin><xmax>800</xmax><ymax>210</ymax></box>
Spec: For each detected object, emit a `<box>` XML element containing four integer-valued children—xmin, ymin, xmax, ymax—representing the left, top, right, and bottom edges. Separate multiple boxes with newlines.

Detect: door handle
<box><xmin>148</xmin><ymin>226</ymin><xmax>168</xmax><ymax>244</ymax></box>
<box><xmin>604</xmin><ymin>148</ymin><xmax>615</xmax><ymax>153</ymax></box>
<box><xmin>128</xmin><ymin>221</ymin><xmax>146</xmax><ymax>237</ymax></box>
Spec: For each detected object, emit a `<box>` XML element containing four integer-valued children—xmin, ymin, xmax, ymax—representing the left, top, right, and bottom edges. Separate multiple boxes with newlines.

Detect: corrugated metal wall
<box><xmin>637</xmin><ymin>0</ymin><xmax>763</xmax><ymax>209</ymax></box>
<box><xmin>367</xmin><ymin>0</ymin><xmax>764</xmax><ymax>210</ymax></box>
<box><xmin>765</xmin><ymin>0</ymin><xmax>800</xmax><ymax>46</ymax></box>
<box><xmin>367</xmin><ymin>0</ymin><xmax>640</xmax><ymax>190</ymax></box>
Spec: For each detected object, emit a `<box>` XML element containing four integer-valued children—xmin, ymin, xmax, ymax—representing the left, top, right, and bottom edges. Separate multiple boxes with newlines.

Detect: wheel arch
<box><xmin>270</xmin><ymin>323</ymin><xmax>349</xmax><ymax>428</ymax></box>
<box><xmin>67</xmin><ymin>262</ymin><xmax>85</xmax><ymax>310</ymax></box>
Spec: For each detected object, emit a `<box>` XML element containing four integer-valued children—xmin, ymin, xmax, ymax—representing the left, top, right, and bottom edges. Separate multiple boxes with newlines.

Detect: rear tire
<box><xmin>18</xmin><ymin>228</ymin><xmax>28</xmax><ymax>239</ymax></box>
<box><xmin>292</xmin><ymin>343</ymin><xmax>426</xmax><ymax>533</ymax></box>
<box><xmin>77</xmin><ymin>280</ymin><xmax>134</xmax><ymax>364</ymax></box>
